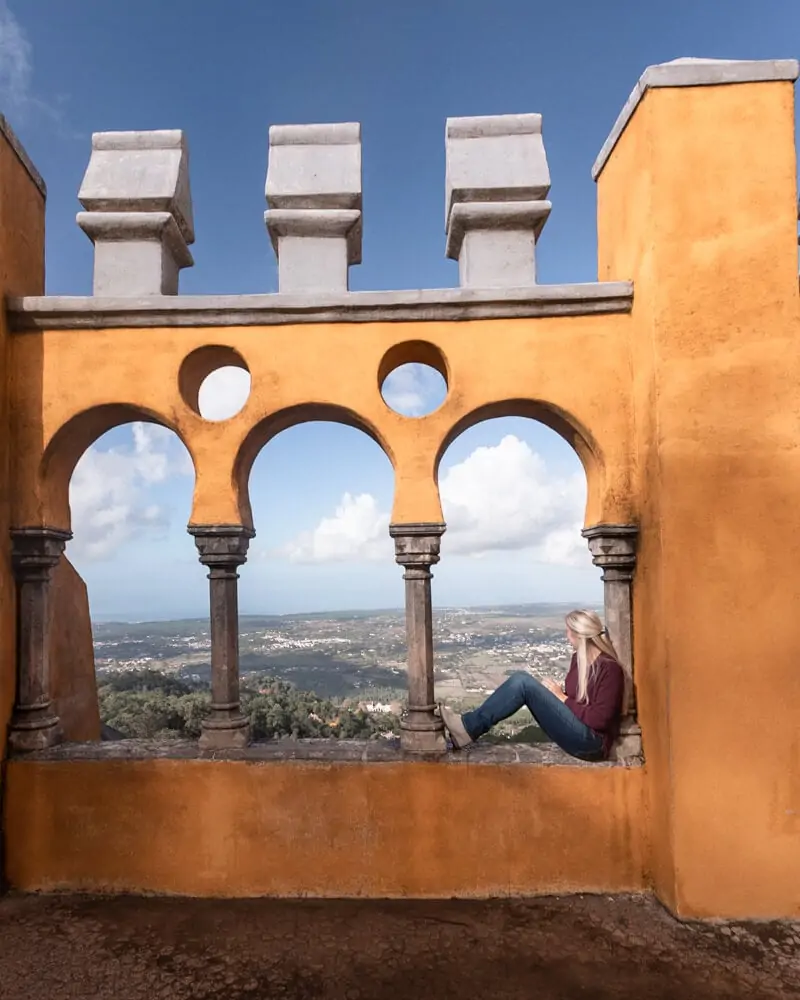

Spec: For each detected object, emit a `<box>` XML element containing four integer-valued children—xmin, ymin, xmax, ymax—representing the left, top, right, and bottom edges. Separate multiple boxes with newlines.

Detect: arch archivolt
<box><xmin>12</xmin><ymin>316</ymin><xmax>636</xmax><ymax>533</ymax></box>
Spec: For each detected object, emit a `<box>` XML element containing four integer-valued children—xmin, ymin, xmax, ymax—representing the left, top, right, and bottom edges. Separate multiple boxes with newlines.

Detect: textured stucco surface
<box><xmin>9</xmin><ymin>310</ymin><xmax>636</xmax><ymax>532</ymax></box>
<box><xmin>0</xmin><ymin>128</ymin><xmax>45</xmax><ymax>781</ymax></box>
<box><xmin>4</xmin><ymin>755</ymin><xmax>647</xmax><ymax>897</ymax></box>
<box><xmin>3</xmin><ymin>67</ymin><xmax>800</xmax><ymax>922</ymax></box>
<box><xmin>597</xmin><ymin>78</ymin><xmax>800</xmax><ymax>918</ymax></box>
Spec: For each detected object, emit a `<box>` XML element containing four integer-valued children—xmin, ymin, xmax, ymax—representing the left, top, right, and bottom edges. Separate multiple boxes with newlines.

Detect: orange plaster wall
<box><xmin>50</xmin><ymin>556</ymin><xmax>100</xmax><ymax>743</ymax></box>
<box><xmin>3</xmin><ymin>759</ymin><xmax>647</xmax><ymax>898</ymax></box>
<box><xmin>10</xmin><ymin>313</ymin><xmax>636</xmax><ymax>534</ymax></box>
<box><xmin>599</xmin><ymin>81</ymin><xmax>800</xmax><ymax>919</ymax></box>
<box><xmin>0</xmin><ymin>134</ymin><xmax>45</xmax><ymax>766</ymax></box>
<box><xmin>597</xmin><ymin>94</ymin><xmax>676</xmax><ymax>911</ymax></box>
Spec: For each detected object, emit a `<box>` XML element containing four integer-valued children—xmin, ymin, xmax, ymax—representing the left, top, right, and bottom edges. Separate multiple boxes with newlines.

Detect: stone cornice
<box><xmin>593</xmin><ymin>58</ymin><xmax>800</xmax><ymax>181</ymax></box>
<box><xmin>7</xmin><ymin>281</ymin><xmax>633</xmax><ymax>331</ymax></box>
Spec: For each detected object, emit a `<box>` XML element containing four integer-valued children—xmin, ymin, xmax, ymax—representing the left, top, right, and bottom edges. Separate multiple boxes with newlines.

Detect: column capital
<box><xmin>188</xmin><ymin>524</ymin><xmax>255</xmax><ymax>568</ymax></box>
<box><xmin>581</xmin><ymin>523</ymin><xmax>638</xmax><ymax>580</ymax></box>
<box><xmin>11</xmin><ymin>527</ymin><xmax>72</xmax><ymax>578</ymax></box>
<box><xmin>389</xmin><ymin>522</ymin><xmax>446</xmax><ymax>569</ymax></box>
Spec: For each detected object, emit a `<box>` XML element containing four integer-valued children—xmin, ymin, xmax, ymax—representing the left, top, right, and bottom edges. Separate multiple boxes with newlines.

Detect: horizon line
<box><xmin>91</xmin><ymin>599</ymin><xmax>603</xmax><ymax>626</ymax></box>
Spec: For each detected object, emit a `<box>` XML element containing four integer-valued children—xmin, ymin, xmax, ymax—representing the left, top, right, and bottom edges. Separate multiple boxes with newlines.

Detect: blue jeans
<box><xmin>461</xmin><ymin>671</ymin><xmax>605</xmax><ymax>761</ymax></box>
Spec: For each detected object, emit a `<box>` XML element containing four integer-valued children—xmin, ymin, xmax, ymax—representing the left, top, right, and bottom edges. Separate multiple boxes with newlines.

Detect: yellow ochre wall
<box><xmin>10</xmin><ymin>314</ymin><xmax>636</xmax><ymax>533</ymax></box>
<box><xmin>0</xmin><ymin>130</ymin><xmax>99</xmax><ymax>775</ymax></box>
<box><xmin>0</xmin><ymin>130</ymin><xmax>45</xmax><ymax>773</ymax></box>
<box><xmin>598</xmin><ymin>80</ymin><xmax>800</xmax><ymax>918</ymax></box>
<box><xmin>2</xmin><ymin>73</ymin><xmax>800</xmax><ymax>920</ymax></box>
<box><xmin>4</xmin><ymin>760</ymin><xmax>647</xmax><ymax>898</ymax></box>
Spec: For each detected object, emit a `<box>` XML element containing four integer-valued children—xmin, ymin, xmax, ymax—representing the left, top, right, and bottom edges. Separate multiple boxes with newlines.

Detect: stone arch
<box><xmin>39</xmin><ymin>403</ymin><xmax>196</xmax><ymax>531</ymax></box>
<box><xmin>433</xmin><ymin>398</ymin><xmax>605</xmax><ymax>526</ymax></box>
<box><xmin>232</xmin><ymin>403</ymin><xmax>396</xmax><ymax>528</ymax></box>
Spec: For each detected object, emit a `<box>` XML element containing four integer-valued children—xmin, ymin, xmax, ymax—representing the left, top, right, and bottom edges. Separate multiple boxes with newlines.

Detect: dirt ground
<box><xmin>1</xmin><ymin>892</ymin><xmax>798</xmax><ymax>1000</ymax></box>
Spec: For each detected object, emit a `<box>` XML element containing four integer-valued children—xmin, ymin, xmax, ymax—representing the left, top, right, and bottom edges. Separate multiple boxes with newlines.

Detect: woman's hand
<box><xmin>542</xmin><ymin>677</ymin><xmax>567</xmax><ymax>703</ymax></box>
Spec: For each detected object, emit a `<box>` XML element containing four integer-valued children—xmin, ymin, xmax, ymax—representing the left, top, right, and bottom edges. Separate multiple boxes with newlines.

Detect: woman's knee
<box><xmin>508</xmin><ymin>670</ymin><xmax>541</xmax><ymax>691</ymax></box>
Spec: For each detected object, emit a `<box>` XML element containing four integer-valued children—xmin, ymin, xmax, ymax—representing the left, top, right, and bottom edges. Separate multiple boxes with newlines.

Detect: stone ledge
<box><xmin>593</xmin><ymin>57</ymin><xmax>800</xmax><ymax>181</ymax></box>
<box><xmin>13</xmin><ymin>736</ymin><xmax>640</xmax><ymax>767</ymax></box>
<box><xmin>7</xmin><ymin>282</ymin><xmax>633</xmax><ymax>330</ymax></box>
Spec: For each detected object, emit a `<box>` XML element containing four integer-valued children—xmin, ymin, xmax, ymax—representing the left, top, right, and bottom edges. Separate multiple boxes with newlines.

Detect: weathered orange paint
<box><xmin>3</xmin><ymin>759</ymin><xmax>647</xmax><ymax>897</ymax></box>
<box><xmin>2</xmin><ymin>73</ymin><xmax>800</xmax><ymax>920</ymax></box>
<box><xmin>0</xmin><ymin>130</ymin><xmax>45</xmax><ymax>771</ymax></box>
<box><xmin>598</xmin><ymin>81</ymin><xmax>800</xmax><ymax>918</ymax></box>
<box><xmin>11</xmin><ymin>314</ymin><xmax>635</xmax><ymax>533</ymax></box>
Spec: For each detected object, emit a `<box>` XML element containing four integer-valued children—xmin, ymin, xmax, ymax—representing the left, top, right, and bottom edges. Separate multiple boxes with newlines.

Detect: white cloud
<box><xmin>198</xmin><ymin>367</ymin><xmax>251</xmax><ymax>422</ymax></box>
<box><xmin>0</xmin><ymin>1</ymin><xmax>31</xmax><ymax>112</ymax></box>
<box><xmin>281</xmin><ymin>435</ymin><xmax>590</xmax><ymax>567</ymax></box>
<box><xmin>382</xmin><ymin>363</ymin><xmax>446</xmax><ymax>417</ymax></box>
<box><xmin>438</xmin><ymin>435</ymin><xmax>587</xmax><ymax>564</ymax></box>
<box><xmin>282</xmin><ymin>493</ymin><xmax>391</xmax><ymax>564</ymax></box>
<box><xmin>69</xmin><ymin>423</ymin><xmax>192</xmax><ymax>561</ymax></box>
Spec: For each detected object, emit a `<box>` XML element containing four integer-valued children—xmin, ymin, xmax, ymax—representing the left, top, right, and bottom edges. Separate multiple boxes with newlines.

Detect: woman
<box><xmin>438</xmin><ymin>609</ymin><xmax>626</xmax><ymax>761</ymax></box>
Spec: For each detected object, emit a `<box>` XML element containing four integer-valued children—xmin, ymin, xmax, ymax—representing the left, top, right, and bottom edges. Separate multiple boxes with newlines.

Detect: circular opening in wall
<box><xmin>179</xmin><ymin>345</ymin><xmax>251</xmax><ymax>422</ymax></box>
<box><xmin>379</xmin><ymin>341</ymin><xmax>449</xmax><ymax>418</ymax></box>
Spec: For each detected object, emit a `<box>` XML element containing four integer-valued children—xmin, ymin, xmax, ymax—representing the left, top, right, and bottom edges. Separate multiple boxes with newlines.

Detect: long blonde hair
<box><xmin>565</xmin><ymin>609</ymin><xmax>621</xmax><ymax>704</ymax></box>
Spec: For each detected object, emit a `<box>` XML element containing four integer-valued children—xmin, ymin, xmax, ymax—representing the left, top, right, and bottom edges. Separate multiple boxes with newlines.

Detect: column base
<box><xmin>609</xmin><ymin>716</ymin><xmax>643</xmax><ymax>762</ymax></box>
<box><xmin>199</xmin><ymin>717</ymin><xmax>251</xmax><ymax>750</ymax></box>
<box><xmin>400</xmin><ymin>724</ymin><xmax>447</xmax><ymax>755</ymax></box>
<box><xmin>8</xmin><ymin>714</ymin><xmax>63</xmax><ymax>753</ymax></box>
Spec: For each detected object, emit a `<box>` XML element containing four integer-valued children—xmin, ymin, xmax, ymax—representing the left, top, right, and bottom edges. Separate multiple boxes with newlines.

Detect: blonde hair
<box><xmin>565</xmin><ymin>608</ymin><xmax>626</xmax><ymax>705</ymax></box>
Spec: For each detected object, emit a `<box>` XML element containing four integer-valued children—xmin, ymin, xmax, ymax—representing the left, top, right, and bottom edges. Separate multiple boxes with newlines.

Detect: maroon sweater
<box><xmin>563</xmin><ymin>652</ymin><xmax>624</xmax><ymax>757</ymax></box>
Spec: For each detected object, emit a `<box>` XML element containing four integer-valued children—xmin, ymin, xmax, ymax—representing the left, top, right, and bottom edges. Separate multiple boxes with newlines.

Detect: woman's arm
<box><xmin>565</xmin><ymin>660</ymin><xmax>624</xmax><ymax>732</ymax></box>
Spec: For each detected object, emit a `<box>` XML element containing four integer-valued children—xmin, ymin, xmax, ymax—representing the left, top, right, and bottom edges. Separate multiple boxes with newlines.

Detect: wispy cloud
<box><xmin>0</xmin><ymin>1</ymin><xmax>79</xmax><ymax>135</ymax></box>
<box><xmin>0</xmin><ymin>0</ymin><xmax>31</xmax><ymax>111</ymax></box>
<box><xmin>69</xmin><ymin>424</ymin><xmax>194</xmax><ymax>561</ymax></box>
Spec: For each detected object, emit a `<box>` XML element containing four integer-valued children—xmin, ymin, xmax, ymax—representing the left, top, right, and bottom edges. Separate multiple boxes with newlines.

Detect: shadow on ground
<box><xmin>1</xmin><ymin>893</ymin><xmax>798</xmax><ymax>999</ymax></box>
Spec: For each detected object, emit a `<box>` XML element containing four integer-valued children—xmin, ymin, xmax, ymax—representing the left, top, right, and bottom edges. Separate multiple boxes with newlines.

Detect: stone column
<box><xmin>581</xmin><ymin>523</ymin><xmax>641</xmax><ymax>760</ymax></box>
<box><xmin>8</xmin><ymin>527</ymin><xmax>71</xmax><ymax>752</ymax></box>
<box><xmin>390</xmin><ymin>523</ymin><xmax>447</xmax><ymax>755</ymax></box>
<box><xmin>188</xmin><ymin>526</ymin><xmax>254</xmax><ymax>749</ymax></box>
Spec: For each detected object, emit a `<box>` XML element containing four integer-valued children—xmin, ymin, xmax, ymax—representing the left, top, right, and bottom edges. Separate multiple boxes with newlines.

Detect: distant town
<box><xmin>93</xmin><ymin>604</ymin><xmax>597</xmax><ymax>737</ymax></box>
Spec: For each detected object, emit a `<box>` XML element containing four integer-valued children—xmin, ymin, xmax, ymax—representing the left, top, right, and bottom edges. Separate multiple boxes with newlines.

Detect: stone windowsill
<box><xmin>12</xmin><ymin>736</ymin><xmax>641</xmax><ymax>767</ymax></box>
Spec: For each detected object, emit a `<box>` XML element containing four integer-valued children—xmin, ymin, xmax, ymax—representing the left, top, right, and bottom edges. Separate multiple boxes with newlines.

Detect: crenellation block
<box><xmin>266</xmin><ymin>122</ymin><xmax>362</xmax><ymax>210</ymax></box>
<box><xmin>77</xmin><ymin>130</ymin><xmax>194</xmax><ymax>295</ymax></box>
<box><xmin>445</xmin><ymin>113</ymin><xmax>551</xmax><ymax>288</ymax></box>
<box><xmin>265</xmin><ymin>122</ymin><xmax>362</xmax><ymax>292</ymax></box>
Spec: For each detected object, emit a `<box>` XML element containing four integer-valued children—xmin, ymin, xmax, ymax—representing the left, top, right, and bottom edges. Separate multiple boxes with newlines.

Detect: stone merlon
<box><xmin>445</xmin><ymin>113</ymin><xmax>551</xmax><ymax>289</ymax></box>
<box><xmin>76</xmin><ymin>130</ymin><xmax>194</xmax><ymax>296</ymax></box>
<box><xmin>265</xmin><ymin>121</ymin><xmax>362</xmax><ymax>293</ymax></box>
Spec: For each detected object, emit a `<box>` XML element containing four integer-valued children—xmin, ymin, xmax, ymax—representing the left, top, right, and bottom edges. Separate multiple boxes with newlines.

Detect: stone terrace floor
<box><xmin>1</xmin><ymin>893</ymin><xmax>798</xmax><ymax>999</ymax></box>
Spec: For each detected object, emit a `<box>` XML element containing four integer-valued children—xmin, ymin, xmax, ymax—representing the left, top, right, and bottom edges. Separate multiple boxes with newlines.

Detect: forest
<box><xmin>97</xmin><ymin>668</ymin><xmax>402</xmax><ymax>741</ymax></box>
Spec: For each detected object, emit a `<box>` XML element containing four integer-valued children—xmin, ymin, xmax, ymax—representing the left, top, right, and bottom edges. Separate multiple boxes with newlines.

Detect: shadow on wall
<box><xmin>50</xmin><ymin>557</ymin><xmax>100</xmax><ymax>742</ymax></box>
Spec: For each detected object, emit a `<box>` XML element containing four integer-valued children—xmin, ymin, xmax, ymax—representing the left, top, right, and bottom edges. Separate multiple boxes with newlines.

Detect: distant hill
<box><xmin>91</xmin><ymin>602</ymin><xmax>600</xmax><ymax>630</ymax></box>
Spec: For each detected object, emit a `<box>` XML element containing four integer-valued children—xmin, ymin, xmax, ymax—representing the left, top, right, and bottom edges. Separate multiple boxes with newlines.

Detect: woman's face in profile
<box><xmin>566</xmin><ymin>625</ymin><xmax>578</xmax><ymax>649</ymax></box>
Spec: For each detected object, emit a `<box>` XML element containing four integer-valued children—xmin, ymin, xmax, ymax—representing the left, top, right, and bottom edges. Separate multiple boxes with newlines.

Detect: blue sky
<box><xmin>3</xmin><ymin>0</ymin><xmax>799</xmax><ymax>618</ymax></box>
